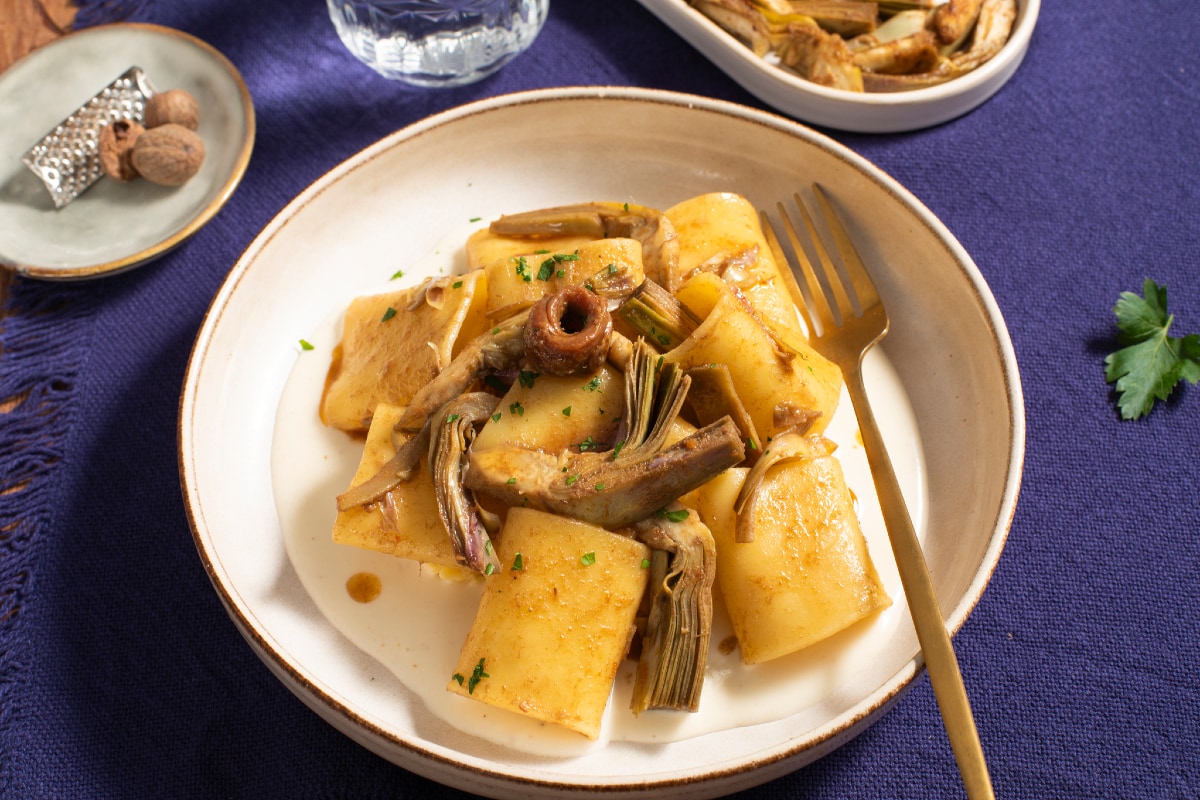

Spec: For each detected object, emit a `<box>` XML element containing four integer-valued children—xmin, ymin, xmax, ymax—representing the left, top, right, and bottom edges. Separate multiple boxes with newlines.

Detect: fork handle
<box><xmin>844</xmin><ymin>364</ymin><xmax>995</xmax><ymax>800</ymax></box>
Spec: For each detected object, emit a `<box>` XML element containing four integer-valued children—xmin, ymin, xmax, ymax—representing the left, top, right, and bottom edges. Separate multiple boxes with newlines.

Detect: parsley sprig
<box><xmin>1105</xmin><ymin>278</ymin><xmax>1200</xmax><ymax>419</ymax></box>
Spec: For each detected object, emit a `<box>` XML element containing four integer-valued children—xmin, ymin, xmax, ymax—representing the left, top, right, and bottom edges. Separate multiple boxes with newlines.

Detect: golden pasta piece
<box><xmin>332</xmin><ymin>404</ymin><xmax>467</xmax><ymax>573</ymax></box>
<box><xmin>464</xmin><ymin>228</ymin><xmax>595</xmax><ymax>271</ymax></box>
<box><xmin>692</xmin><ymin>459</ymin><xmax>891</xmax><ymax>665</ymax></box>
<box><xmin>480</xmin><ymin>238</ymin><xmax>644</xmax><ymax>320</ymax></box>
<box><xmin>666</xmin><ymin>272</ymin><xmax>842</xmax><ymax>437</ymax></box>
<box><xmin>447</xmin><ymin>507</ymin><xmax>650</xmax><ymax>739</ymax></box>
<box><xmin>321</xmin><ymin>271</ymin><xmax>483</xmax><ymax>432</ymax></box>
<box><xmin>666</xmin><ymin>191</ymin><xmax>804</xmax><ymax>340</ymax></box>
<box><xmin>471</xmin><ymin>364</ymin><xmax>624</xmax><ymax>455</ymax></box>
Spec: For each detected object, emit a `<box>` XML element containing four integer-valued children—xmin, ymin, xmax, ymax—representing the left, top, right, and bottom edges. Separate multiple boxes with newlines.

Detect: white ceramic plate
<box><xmin>179</xmin><ymin>87</ymin><xmax>1024</xmax><ymax>798</ymax></box>
<box><xmin>636</xmin><ymin>0</ymin><xmax>1040</xmax><ymax>133</ymax></box>
<box><xmin>0</xmin><ymin>23</ymin><xmax>254</xmax><ymax>280</ymax></box>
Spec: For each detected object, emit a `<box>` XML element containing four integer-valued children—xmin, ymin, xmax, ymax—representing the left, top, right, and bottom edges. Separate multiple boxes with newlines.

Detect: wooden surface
<box><xmin>0</xmin><ymin>0</ymin><xmax>77</xmax><ymax>304</ymax></box>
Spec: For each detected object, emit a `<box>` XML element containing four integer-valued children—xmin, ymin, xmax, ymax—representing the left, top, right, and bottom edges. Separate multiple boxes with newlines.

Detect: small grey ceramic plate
<box><xmin>0</xmin><ymin>23</ymin><xmax>254</xmax><ymax>280</ymax></box>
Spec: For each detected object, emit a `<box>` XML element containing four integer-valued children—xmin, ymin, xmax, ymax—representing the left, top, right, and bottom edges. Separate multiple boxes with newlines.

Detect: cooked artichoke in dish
<box><xmin>689</xmin><ymin>0</ymin><xmax>1017</xmax><ymax>92</ymax></box>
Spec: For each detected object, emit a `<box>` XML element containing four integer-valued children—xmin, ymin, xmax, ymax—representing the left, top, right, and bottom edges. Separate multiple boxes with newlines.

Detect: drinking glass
<box><xmin>327</xmin><ymin>0</ymin><xmax>549</xmax><ymax>87</ymax></box>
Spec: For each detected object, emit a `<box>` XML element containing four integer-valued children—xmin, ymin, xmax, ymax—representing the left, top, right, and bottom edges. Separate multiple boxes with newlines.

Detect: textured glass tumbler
<box><xmin>327</xmin><ymin>0</ymin><xmax>549</xmax><ymax>87</ymax></box>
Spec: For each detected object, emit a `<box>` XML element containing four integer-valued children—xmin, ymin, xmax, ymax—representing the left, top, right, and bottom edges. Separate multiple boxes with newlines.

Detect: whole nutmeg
<box><xmin>97</xmin><ymin>119</ymin><xmax>145</xmax><ymax>182</ymax></box>
<box><xmin>130</xmin><ymin>124</ymin><xmax>206</xmax><ymax>186</ymax></box>
<box><xmin>143</xmin><ymin>88</ymin><xmax>200</xmax><ymax>130</ymax></box>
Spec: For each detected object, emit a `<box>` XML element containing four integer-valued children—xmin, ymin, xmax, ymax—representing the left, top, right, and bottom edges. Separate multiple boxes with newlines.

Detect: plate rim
<box><xmin>0</xmin><ymin>22</ymin><xmax>256</xmax><ymax>281</ymax></box>
<box><xmin>179</xmin><ymin>85</ymin><xmax>1025</xmax><ymax>796</ymax></box>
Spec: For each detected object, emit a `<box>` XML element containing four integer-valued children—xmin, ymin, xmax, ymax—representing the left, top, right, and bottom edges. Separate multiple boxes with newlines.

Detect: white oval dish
<box><xmin>636</xmin><ymin>0</ymin><xmax>1040</xmax><ymax>133</ymax></box>
<box><xmin>179</xmin><ymin>87</ymin><xmax>1024</xmax><ymax>798</ymax></box>
<box><xmin>0</xmin><ymin>23</ymin><xmax>254</xmax><ymax>280</ymax></box>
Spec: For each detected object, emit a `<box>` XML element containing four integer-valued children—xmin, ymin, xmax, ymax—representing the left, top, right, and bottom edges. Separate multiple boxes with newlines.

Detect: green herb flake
<box><xmin>641</xmin><ymin>558</ymin><xmax>651</xmax><ymax>569</ymax></box>
<box><xmin>467</xmin><ymin>658</ymin><xmax>489</xmax><ymax>693</ymax></box>
<box><xmin>578</xmin><ymin>435</ymin><xmax>596</xmax><ymax>452</ymax></box>
<box><xmin>484</xmin><ymin>562</ymin><xmax>496</xmax><ymax>575</ymax></box>
<box><xmin>610</xmin><ymin>440</ymin><xmax>625</xmax><ymax>460</ymax></box>
<box><xmin>510</xmin><ymin>401</ymin><xmax>525</xmax><ymax>416</ymax></box>
<box><xmin>469</xmin><ymin>216</ymin><xmax>482</xmax><ymax>223</ymax></box>
<box><xmin>514</xmin><ymin>256</ymin><xmax>533</xmax><ymax>283</ymax></box>
<box><xmin>565</xmin><ymin>474</ymin><xmax>578</xmax><ymax>486</ymax></box>
<box><xmin>492</xmin><ymin>412</ymin><xmax>502</xmax><ymax>423</ymax></box>
<box><xmin>562</xmin><ymin>405</ymin><xmax>572</xmax><ymax>417</ymax></box>
<box><xmin>1105</xmin><ymin>278</ymin><xmax>1200</xmax><ymax>419</ymax></box>
<box><xmin>518</xmin><ymin>370</ymin><xmax>540</xmax><ymax>389</ymax></box>
<box><xmin>580</xmin><ymin>551</ymin><xmax>596</xmax><ymax>566</ymax></box>
<box><xmin>536</xmin><ymin>259</ymin><xmax>555</xmax><ymax>281</ymax></box>
<box><xmin>451</xmin><ymin>672</ymin><xmax>465</xmax><ymax>686</ymax></box>
<box><xmin>380</xmin><ymin>307</ymin><xmax>397</xmax><ymax>323</ymax></box>
<box><xmin>452</xmin><ymin>280</ymin><xmax>463</xmax><ymax>289</ymax></box>
<box><xmin>506</xmin><ymin>477</ymin><xmax>517</xmax><ymax>484</ymax></box>
<box><xmin>446</xmin><ymin>413</ymin><xmax>461</xmax><ymax>424</ymax></box>
<box><xmin>390</xmin><ymin>269</ymin><xmax>404</xmax><ymax>280</ymax></box>
<box><xmin>594</xmin><ymin>482</ymin><xmax>606</xmax><ymax>491</ymax></box>
<box><xmin>607</xmin><ymin>263</ymin><xmax>618</xmax><ymax>275</ymax></box>
<box><xmin>299</xmin><ymin>339</ymin><xmax>315</xmax><ymax>351</ymax></box>
<box><xmin>556</xmin><ymin>269</ymin><xmax>565</xmax><ymax>278</ymax></box>
<box><xmin>657</xmin><ymin>508</ymin><xmax>690</xmax><ymax>523</ymax></box>
<box><xmin>512</xmin><ymin>552</ymin><xmax>524</xmax><ymax>571</ymax></box>
<box><xmin>747</xmin><ymin>438</ymin><xmax>758</xmax><ymax>451</ymax></box>
<box><xmin>583</xmin><ymin>376</ymin><xmax>602</xmax><ymax>392</ymax></box>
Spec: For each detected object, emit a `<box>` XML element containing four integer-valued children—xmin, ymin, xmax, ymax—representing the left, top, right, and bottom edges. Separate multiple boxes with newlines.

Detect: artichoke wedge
<box><xmin>429</xmin><ymin>392</ymin><xmax>503</xmax><ymax>574</ymax></box>
<box><xmin>631</xmin><ymin>506</ymin><xmax>717</xmax><ymax>714</ymax></box>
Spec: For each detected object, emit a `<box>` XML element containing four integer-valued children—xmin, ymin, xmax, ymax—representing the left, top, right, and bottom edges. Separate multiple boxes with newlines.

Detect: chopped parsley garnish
<box><xmin>511</xmin><ymin>552</ymin><xmax>524</xmax><ymax>571</ymax></box>
<box><xmin>747</xmin><ymin>438</ymin><xmax>758</xmax><ymax>450</ymax></box>
<box><xmin>607</xmin><ymin>263</ymin><xmax>618</xmax><ymax>274</ymax></box>
<box><xmin>518</xmin><ymin>370</ymin><xmax>540</xmax><ymax>388</ymax></box>
<box><xmin>536</xmin><ymin>259</ymin><xmax>555</xmax><ymax>281</ymax></box>
<box><xmin>452</xmin><ymin>280</ymin><xmax>463</xmax><ymax>289</ymax></box>
<box><xmin>657</xmin><ymin>508</ymin><xmax>690</xmax><ymax>523</ymax></box>
<box><xmin>565</xmin><ymin>474</ymin><xmax>578</xmax><ymax>485</ymax></box>
<box><xmin>510</xmin><ymin>401</ymin><xmax>525</xmax><ymax>416</ymax></box>
<box><xmin>506</xmin><ymin>477</ymin><xmax>517</xmax><ymax>484</ymax></box>
<box><xmin>380</xmin><ymin>307</ymin><xmax>397</xmax><ymax>322</ymax></box>
<box><xmin>580</xmin><ymin>551</ymin><xmax>596</xmax><ymax>566</ymax></box>
<box><xmin>640</xmin><ymin>558</ymin><xmax>651</xmax><ymax>569</ymax></box>
<box><xmin>467</xmin><ymin>658</ymin><xmax>489</xmax><ymax>693</ymax></box>
<box><xmin>299</xmin><ymin>339</ymin><xmax>314</xmax><ymax>351</ymax></box>
<box><xmin>492</xmin><ymin>412</ymin><xmax>502</xmax><ymax>423</ymax></box>
<box><xmin>578</xmin><ymin>435</ymin><xmax>596</xmax><ymax>451</ymax></box>
<box><xmin>445</xmin><ymin>413</ymin><xmax>460</xmax><ymax>423</ymax></box>
<box><xmin>484</xmin><ymin>562</ymin><xmax>496</xmax><ymax>575</ymax></box>
<box><xmin>390</xmin><ymin>269</ymin><xmax>404</xmax><ymax>280</ymax></box>
<box><xmin>469</xmin><ymin>216</ymin><xmax>481</xmax><ymax>223</ymax></box>
<box><xmin>514</xmin><ymin>256</ymin><xmax>532</xmax><ymax>283</ymax></box>
<box><xmin>610</xmin><ymin>440</ymin><xmax>625</xmax><ymax>460</ymax></box>
<box><xmin>583</xmin><ymin>376</ymin><xmax>602</xmax><ymax>392</ymax></box>
<box><xmin>451</xmin><ymin>672</ymin><xmax>464</xmax><ymax>686</ymax></box>
<box><xmin>594</xmin><ymin>482</ymin><xmax>606</xmax><ymax>491</ymax></box>
<box><xmin>562</xmin><ymin>405</ymin><xmax>571</xmax><ymax>417</ymax></box>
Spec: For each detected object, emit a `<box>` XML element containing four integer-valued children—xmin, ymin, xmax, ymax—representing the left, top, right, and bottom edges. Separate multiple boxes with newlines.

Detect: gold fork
<box><xmin>763</xmin><ymin>185</ymin><xmax>995</xmax><ymax>800</ymax></box>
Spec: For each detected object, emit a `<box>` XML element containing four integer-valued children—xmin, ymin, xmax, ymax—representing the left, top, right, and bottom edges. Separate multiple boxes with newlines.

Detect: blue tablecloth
<box><xmin>2</xmin><ymin>2</ymin><xmax>1197</xmax><ymax>798</ymax></box>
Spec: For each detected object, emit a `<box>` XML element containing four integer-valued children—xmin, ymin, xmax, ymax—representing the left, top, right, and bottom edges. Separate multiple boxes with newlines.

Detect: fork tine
<box><xmin>793</xmin><ymin>191</ymin><xmax>856</xmax><ymax>326</ymax></box>
<box><xmin>775</xmin><ymin>200</ymin><xmax>837</xmax><ymax>337</ymax></box>
<box><xmin>812</xmin><ymin>183</ymin><xmax>881</xmax><ymax>313</ymax></box>
<box><xmin>759</xmin><ymin>211</ymin><xmax>817</xmax><ymax>338</ymax></box>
